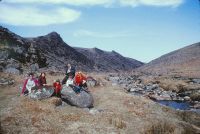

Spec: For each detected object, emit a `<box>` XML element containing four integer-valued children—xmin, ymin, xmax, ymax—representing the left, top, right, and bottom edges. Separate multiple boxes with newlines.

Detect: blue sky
<box><xmin>0</xmin><ymin>0</ymin><xmax>199</xmax><ymax>63</ymax></box>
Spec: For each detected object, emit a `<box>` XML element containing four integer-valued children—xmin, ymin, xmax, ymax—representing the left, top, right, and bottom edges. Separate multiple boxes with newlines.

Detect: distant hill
<box><xmin>74</xmin><ymin>47</ymin><xmax>144</xmax><ymax>72</ymax></box>
<box><xmin>139</xmin><ymin>42</ymin><xmax>200</xmax><ymax>77</ymax></box>
<box><xmin>0</xmin><ymin>26</ymin><xmax>143</xmax><ymax>73</ymax></box>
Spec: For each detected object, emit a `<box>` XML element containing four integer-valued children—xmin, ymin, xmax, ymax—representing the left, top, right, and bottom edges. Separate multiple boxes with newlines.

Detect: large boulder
<box><xmin>61</xmin><ymin>85</ymin><xmax>93</xmax><ymax>108</ymax></box>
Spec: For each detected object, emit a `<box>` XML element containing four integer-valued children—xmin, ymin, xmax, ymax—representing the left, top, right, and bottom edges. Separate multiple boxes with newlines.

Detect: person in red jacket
<box><xmin>53</xmin><ymin>79</ymin><xmax>62</xmax><ymax>97</ymax></box>
<box><xmin>21</xmin><ymin>73</ymin><xmax>39</xmax><ymax>95</ymax></box>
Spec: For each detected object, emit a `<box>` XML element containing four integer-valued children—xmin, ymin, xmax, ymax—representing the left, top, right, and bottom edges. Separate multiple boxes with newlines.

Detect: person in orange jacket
<box><xmin>74</xmin><ymin>72</ymin><xmax>87</xmax><ymax>88</ymax></box>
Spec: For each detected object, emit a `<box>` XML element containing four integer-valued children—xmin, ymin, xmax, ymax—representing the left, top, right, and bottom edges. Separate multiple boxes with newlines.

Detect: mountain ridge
<box><xmin>74</xmin><ymin>47</ymin><xmax>144</xmax><ymax>72</ymax></box>
<box><xmin>0</xmin><ymin>26</ymin><xmax>143</xmax><ymax>73</ymax></box>
<box><xmin>139</xmin><ymin>42</ymin><xmax>200</xmax><ymax>77</ymax></box>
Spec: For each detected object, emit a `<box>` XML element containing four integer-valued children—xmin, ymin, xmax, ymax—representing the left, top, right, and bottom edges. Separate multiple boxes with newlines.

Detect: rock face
<box><xmin>74</xmin><ymin>47</ymin><xmax>144</xmax><ymax>72</ymax></box>
<box><xmin>139</xmin><ymin>42</ymin><xmax>200</xmax><ymax>77</ymax></box>
<box><xmin>61</xmin><ymin>85</ymin><xmax>93</xmax><ymax>108</ymax></box>
<box><xmin>0</xmin><ymin>26</ymin><xmax>143</xmax><ymax>73</ymax></box>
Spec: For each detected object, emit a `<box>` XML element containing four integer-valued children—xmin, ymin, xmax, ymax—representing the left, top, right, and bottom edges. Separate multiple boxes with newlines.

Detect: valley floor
<box><xmin>1</xmin><ymin>73</ymin><xmax>200</xmax><ymax>134</ymax></box>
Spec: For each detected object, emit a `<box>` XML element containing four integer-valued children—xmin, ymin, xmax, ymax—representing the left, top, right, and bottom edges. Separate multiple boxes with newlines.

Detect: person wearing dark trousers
<box><xmin>62</xmin><ymin>64</ymin><xmax>75</xmax><ymax>85</ymax></box>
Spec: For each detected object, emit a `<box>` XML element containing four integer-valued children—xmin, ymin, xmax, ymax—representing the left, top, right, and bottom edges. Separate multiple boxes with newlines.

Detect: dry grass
<box><xmin>1</xmin><ymin>73</ymin><xmax>200</xmax><ymax>134</ymax></box>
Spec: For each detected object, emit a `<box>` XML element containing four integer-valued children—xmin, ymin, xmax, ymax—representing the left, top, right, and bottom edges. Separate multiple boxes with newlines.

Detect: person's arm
<box><xmin>34</xmin><ymin>79</ymin><xmax>39</xmax><ymax>87</ymax></box>
<box><xmin>21</xmin><ymin>79</ymin><xmax>28</xmax><ymax>94</ymax></box>
<box><xmin>38</xmin><ymin>77</ymin><xmax>42</xmax><ymax>86</ymax></box>
<box><xmin>65</xmin><ymin>67</ymin><xmax>69</xmax><ymax>75</ymax></box>
<box><xmin>43</xmin><ymin>78</ymin><xmax>47</xmax><ymax>86</ymax></box>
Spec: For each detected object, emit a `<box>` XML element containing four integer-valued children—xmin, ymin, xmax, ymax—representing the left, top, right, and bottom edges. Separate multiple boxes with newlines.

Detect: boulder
<box><xmin>192</xmin><ymin>79</ymin><xmax>200</xmax><ymax>84</ymax></box>
<box><xmin>86</xmin><ymin>76</ymin><xmax>97</xmax><ymax>87</ymax></box>
<box><xmin>0</xmin><ymin>78</ymin><xmax>15</xmax><ymax>86</ymax></box>
<box><xmin>29</xmin><ymin>87</ymin><xmax>54</xmax><ymax>100</ymax></box>
<box><xmin>184</xmin><ymin>96</ymin><xmax>191</xmax><ymax>101</ymax></box>
<box><xmin>61</xmin><ymin>85</ymin><xmax>93</xmax><ymax>108</ymax></box>
<box><xmin>5</xmin><ymin>67</ymin><xmax>20</xmax><ymax>75</ymax></box>
<box><xmin>30</xmin><ymin>63</ymin><xmax>39</xmax><ymax>73</ymax></box>
<box><xmin>190</xmin><ymin>92</ymin><xmax>200</xmax><ymax>101</ymax></box>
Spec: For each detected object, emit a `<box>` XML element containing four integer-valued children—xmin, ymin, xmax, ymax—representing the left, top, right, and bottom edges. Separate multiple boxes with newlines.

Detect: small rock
<box><xmin>130</xmin><ymin>87</ymin><xmax>144</xmax><ymax>92</ymax></box>
<box><xmin>0</xmin><ymin>78</ymin><xmax>15</xmax><ymax>86</ymax></box>
<box><xmin>184</xmin><ymin>96</ymin><xmax>191</xmax><ymax>101</ymax></box>
<box><xmin>112</xmin><ymin>83</ymin><xmax>118</xmax><ymax>86</ymax></box>
<box><xmin>89</xmin><ymin>108</ymin><xmax>100</xmax><ymax>115</ymax></box>
<box><xmin>192</xmin><ymin>79</ymin><xmax>200</xmax><ymax>84</ymax></box>
<box><xmin>87</xmin><ymin>76</ymin><xmax>97</xmax><ymax>87</ymax></box>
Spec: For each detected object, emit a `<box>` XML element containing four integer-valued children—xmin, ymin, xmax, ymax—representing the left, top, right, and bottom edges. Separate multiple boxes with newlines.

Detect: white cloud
<box><xmin>119</xmin><ymin>0</ymin><xmax>184</xmax><ymax>7</ymax></box>
<box><xmin>0</xmin><ymin>4</ymin><xmax>81</xmax><ymax>26</ymax></box>
<box><xmin>3</xmin><ymin>0</ymin><xmax>114</xmax><ymax>6</ymax></box>
<box><xmin>73</xmin><ymin>29</ymin><xmax>132</xmax><ymax>38</ymax></box>
<box><xmin>3</xmin><ymin>0</ymin><xmax>184</xmax><ymax>7</ymax></box>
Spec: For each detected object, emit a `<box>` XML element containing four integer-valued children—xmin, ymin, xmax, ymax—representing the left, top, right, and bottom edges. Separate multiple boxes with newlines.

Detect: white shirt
<box><xmin>67</xmin><ymin>67</ymin><xmax>71</xmax><ymax>73</ymax></box>
<box><xmin>26</xmin><ymin>79</ymin><xmax>36</xmax><ymax>93</ymax></box>
<box><xmin>66</xmin><ymin>78</ymin><xmax>74</xmax><ymax>87</ymax></box>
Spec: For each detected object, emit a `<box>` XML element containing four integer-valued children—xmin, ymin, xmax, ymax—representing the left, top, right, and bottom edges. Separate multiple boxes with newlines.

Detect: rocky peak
<box><xmin>91</xmin><ymin>47</ymin><xmax>104</xmax><ymax>54</ymax></box>
<box><xmin>45</xmin><ymin>31</ymin><xmax>60</xmax><ymax>38</ymax></box>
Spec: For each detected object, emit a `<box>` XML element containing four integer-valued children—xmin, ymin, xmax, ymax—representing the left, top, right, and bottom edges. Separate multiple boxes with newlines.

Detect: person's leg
<box><xmin>24</xmin><ymin>89</ymin><xmax>29</xmax><ymax>95</ymax></box>
<box><xmin>63</xmin><ymin>74</ymin><xmax>69</xmax><ymax>85</ymax></box>
<box><xmin>82</xmin><ymin>83</ymin><xmax>87</xmax><ymax>88</ymax></box>
<box><xmin>61</xmin><ymin>76</ymin><xmax>66</xmax><ymax>85</ymax></box>
<box><xmin>75</xmin><ymin>86</ymin><xmax>81</xmax><ymax>93</ymax></box>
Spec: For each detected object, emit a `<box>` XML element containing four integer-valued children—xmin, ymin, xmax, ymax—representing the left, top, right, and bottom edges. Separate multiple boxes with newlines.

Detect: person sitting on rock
<box><xmin>53</xmin><ymin>79</ymin><xmax>62</xmax><ymax>97</ymax></box>
<box><xmin>21</xmin><ymin>73</ymin><xmax>39</xmax><ymax>95</ymax></box>
<box><xmin>38</xmin><ymin>72</ymin><xmax>47</xmax><ymax>87</ymax></box>
<box><xmin>62</xmin><ymin>64</ymin><xmax>76</xmax><ymax>85</ymax></box>
<box><xmin>75</xmin><ymin>71</ymin><xmax>88</xmax><ymax>89</ymax></box>
<box><xmin>66</xmin><ymin>74</ymin><xmax>74</xmax><ymax>87</ymax></box>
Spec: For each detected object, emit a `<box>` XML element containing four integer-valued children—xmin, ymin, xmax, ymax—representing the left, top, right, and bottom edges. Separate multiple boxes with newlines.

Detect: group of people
<box><xmin>21</xmin><ymin>64</ymin><xmax>88</xmax><ymax>97</ymax></box>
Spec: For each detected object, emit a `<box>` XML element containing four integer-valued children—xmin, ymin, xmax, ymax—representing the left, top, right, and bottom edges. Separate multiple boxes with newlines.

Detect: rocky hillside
<box><xmin>0</xmin><ymin>26</ymin><xmax>143</xmax><ymax>74</ymax></box>
<box><xmin>74</xmin><ymin>47</ymin><xmax>144</xmax><ymax>72</ymax></box>
<box><xmin>139</xmin><ymin>42</ymin><xmax>200</xmax><ymax>77</ymax></box>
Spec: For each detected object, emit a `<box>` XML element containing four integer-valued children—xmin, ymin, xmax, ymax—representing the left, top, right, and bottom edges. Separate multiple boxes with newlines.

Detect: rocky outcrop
<box><xmin>0</xmin><ymin>26</ymin><xmax>47</xmax><ymax>73</ymax></box>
